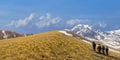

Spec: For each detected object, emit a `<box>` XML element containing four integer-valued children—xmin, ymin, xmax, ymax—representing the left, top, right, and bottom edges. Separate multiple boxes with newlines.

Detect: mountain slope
<box><xmin>69</xmin><ymin>24</ymin><xmax>120</xmax><ymax>50</ymax></box>
<box><xmin>0</xmin><ymin>31</ymin><xmax>120</xmax><ymax>60</ymax></box>
<box><xmin>107</xmin><ymin>29</ymin><xmax>120</xmax><ymax>36</ymax></box>
<box><xmin>71</xmin><ymin>24</ymin><xmax>105</xmax><ymax>40</ymax></box>
<box><xmin>0</xmin><ymin>30</ymin><xmax>23</xmax><ymax>39</ymax></box>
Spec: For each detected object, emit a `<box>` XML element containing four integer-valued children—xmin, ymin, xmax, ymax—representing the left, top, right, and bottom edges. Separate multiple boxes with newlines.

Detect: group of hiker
<box><xmin>92</xmin><ymin>41</ymin><xmax>109</xmax><ymax>56</ymax></box>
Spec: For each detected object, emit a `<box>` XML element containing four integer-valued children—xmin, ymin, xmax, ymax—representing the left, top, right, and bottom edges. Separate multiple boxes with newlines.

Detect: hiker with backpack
<box><xmin>97</xmin><ymin>44</ymin><xmax>101</xmax><ymax>54</ymax></box>
<box><xmin>92</xmin><ymin>41</ymin><xmax>96</xmax><ymax>51</ymax></box>
<box><xmin>91</xmin><ymin>42</ymin><xmax>109</xmax><ymax>56</ymax></box>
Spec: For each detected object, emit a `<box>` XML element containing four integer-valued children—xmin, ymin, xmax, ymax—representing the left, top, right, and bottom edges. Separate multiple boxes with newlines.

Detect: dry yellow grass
<box><xmin>0</xmin><ymin>30</ymin><xmax>120</xmax><ymax>60</ymax></box>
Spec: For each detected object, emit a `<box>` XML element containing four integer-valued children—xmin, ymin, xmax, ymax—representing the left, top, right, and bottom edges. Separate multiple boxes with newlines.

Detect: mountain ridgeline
<box><xmin>0</xmin><ymin>30</ymin><xmax>35</xmax><ymax>40</ymax></box>
<box><xmin>71</xmin><ymin>24</ymin><xmax>105</xmax><ymax>40</ymax></box>
<box><xmin>0</xmin><ymin>30</ymin><xmax>23</xmax><ymax>39</ymax></box>
<box><xmin>0</xmin><ymin>31</ymin><xmax>120</xmax><ymax>60</ymax></box>
<box><xmin>67</xmin><ymin>24</ymin><xmax>120</xmax><ymax>50</ymax></box>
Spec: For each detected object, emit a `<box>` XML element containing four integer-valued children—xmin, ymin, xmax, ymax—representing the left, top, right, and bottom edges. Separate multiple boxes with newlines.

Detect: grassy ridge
<box><xmin>0</xmin><ymin>31</ymin><xmax>120</xmax><ymax>60</ymax></box>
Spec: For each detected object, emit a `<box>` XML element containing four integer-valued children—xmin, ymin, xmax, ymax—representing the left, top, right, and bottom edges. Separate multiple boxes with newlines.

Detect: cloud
<box><xmin>98</xmin><ymin>22</ymin><xmax>107</xmax><ymax>28</ymax></box>
<box><xmin>5</xmin><ymin>13</ymin><xmax>61</xmax><ymax>29</ymax></box>
<box><xmin>4</xmin><ymin>12</ymin><xmax>95</xmax><ymax>33</ymax></box>
<box><xmin>35</xmin><ymin>13</ymin><xmax>61</xmax><ymax>28</ymax></box>
<box><xmin>66</xmin><ymin>19</ymin><xmax>81</xmax><ymax>26</ymax></box>
<box><xmin>5</xmin><ymin>13</ymin><xmax>35</xmax><ymax>28</ymax></box>
<box><xmin>66</xmin><ymin>19</ymin><xmax>92</xmax><ymax>26</ymax></box>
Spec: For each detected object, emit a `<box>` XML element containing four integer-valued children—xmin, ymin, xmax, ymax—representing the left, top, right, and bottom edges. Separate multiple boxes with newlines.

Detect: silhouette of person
<box><xmin>92</xmin><ymin>41</ymin><xmax>96</xmax><ymax>51</ymax></box>
<box><xmin>105</xmin><ymin>46</ymin><xmax>109</xmax><ymax>56</ymax></box>
<box><xmin>97</xmin><ymin>44</ymin><xmax>101</xmax><ymax>54</ymax></box>
<box><xmin>101</xmin><ymin>45</ymin><xmax>105</xmax><ymax>55</ymax></box>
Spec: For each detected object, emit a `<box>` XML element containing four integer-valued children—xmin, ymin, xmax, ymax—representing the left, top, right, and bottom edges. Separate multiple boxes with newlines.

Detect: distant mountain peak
<box><xmin>66</xmin><ymin>24</ymin><xmax>120</xmax><ymax>50</ymax></box>
<box><xmin>70</xmin><ymin>24</ymin><xmax>105</xmax><ymax>40</ymax></box>
<box><xmin>0</xmin><ymin>30</ymin><xmax>23</xmax><ymax>39</ymax></box>
<box><xmin>107</xmin><ymin>29</ymin><xmax>120</xmax><ymax>36</ymax></box>
<box><xmin>71</xmin><ymin>24</ymin><xmax>92</xmax><ymax>31</ymax></box>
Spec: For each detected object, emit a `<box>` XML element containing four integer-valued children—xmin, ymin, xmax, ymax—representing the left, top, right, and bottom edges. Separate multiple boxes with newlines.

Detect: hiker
<box><xmin>105</xmin><ymin>46</ymin><xmax>109</xmax><ymax>56</ymax></box>
<box><xmin>92</xmin><ymin>41</ymin><xmax>96</xmax><ymax>51</ymax></box>
<box><xmin>97</xmin><ymin>44</ymin><xmax>101</xmax><ymax>54</ymax></box>
<box><xmin>101</xmin><ymin>45</ymin><xmax>105</xmax><ymax>55</ymax></box>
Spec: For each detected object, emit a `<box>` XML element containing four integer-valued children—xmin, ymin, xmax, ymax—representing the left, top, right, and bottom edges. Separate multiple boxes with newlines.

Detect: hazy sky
<box><xmin>0</xmin><ymin>0</ymin><xmax>120</xmax><ymax>33</ymax></box>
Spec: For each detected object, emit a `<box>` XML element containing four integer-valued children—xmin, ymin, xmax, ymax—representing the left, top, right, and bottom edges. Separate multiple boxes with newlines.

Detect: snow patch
<box><xmin>107</xmin><ymin>29</ymin><xmax>120</xmax><ymax>35</ymax></box>
<box><xmin>102</xmin><ymin>41</ymin><xmax>120</xmax><ymax>49</ymax></box>
<box><xmin>2</xmin><ymin>30</ymin><xmax>8</xmax><ymax>39</ymax></box>
<box><xmin>59</xmin><ymin>31</ymin><xmax>73</xmax><ymax>37</ymax></box>
<box><xmin>109</xmin><ymin>48</ymin><xmax>120</xmax><ymax>53</ymax></box>
<box><xmin>82</xmin><ymin>40</ymin><xmax>91</xmax><ymax>44</ymax></box>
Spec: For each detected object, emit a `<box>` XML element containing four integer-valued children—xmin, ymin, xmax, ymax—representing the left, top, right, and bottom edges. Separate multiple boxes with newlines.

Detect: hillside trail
<box><xmin>59</xmin><ymin>30</ymin><xmax>120</xmax><ymax>54</ymax></box>
<box><xmin>82</xmin><ymin>39</ymin><xmax>120</xmax><ymax>54</ymax></box>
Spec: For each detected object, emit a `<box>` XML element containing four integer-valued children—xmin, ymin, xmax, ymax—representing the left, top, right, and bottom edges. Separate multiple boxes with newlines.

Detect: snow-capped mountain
<box><xmin>0</xmin><ymin>30</ymin><xmax>23</xmax><ymax>39</ymax></box>
<box><xmin>67</xmin><ymin>24</ymin><xmax>120</xmax><ymax>50</ymax></box>
<box><xmin>71</xmin><ymin>24</ymin><xmax>105</xmax><ymax>40</ymax></box>
<box><xmin>107</xmin><ymin>30</ymin><xmax>120</xmax><ymax>36</ymax></box>
<box><xmin>104</xmin><ymin>30</ymin><xmax>120</xmax><ymax>49</ymax></box>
